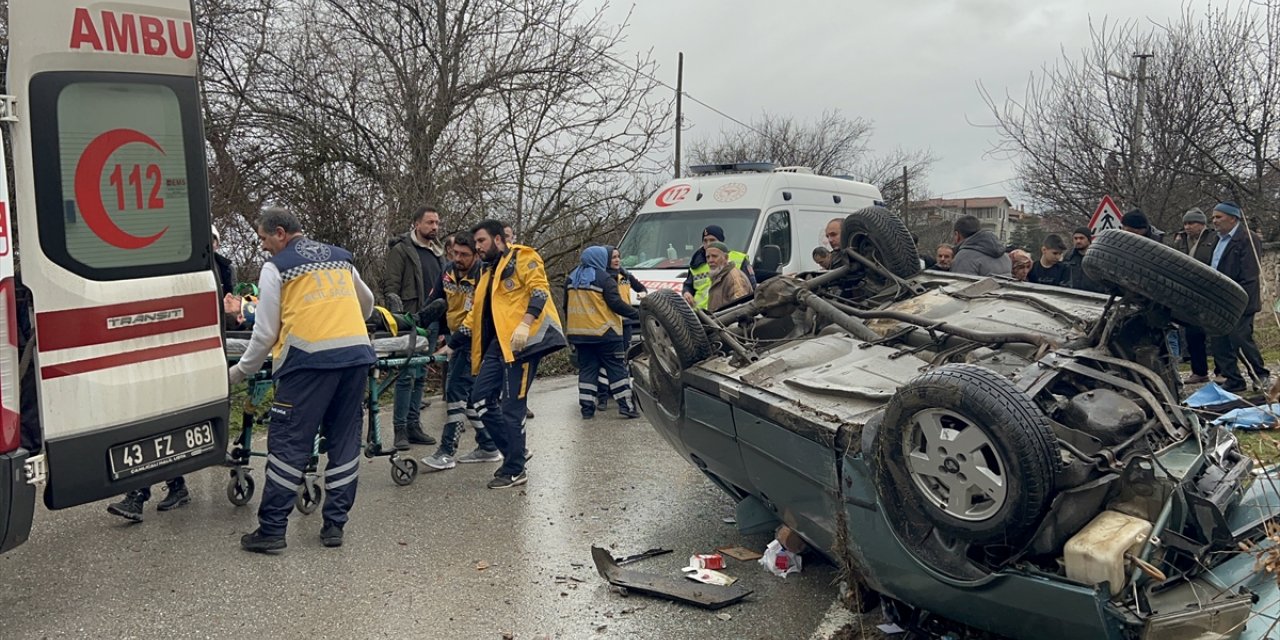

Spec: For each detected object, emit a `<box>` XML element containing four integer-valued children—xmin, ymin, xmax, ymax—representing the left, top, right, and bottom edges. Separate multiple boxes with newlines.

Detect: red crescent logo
<box><xmin>655</xmin><ymin>184</ymin><xmax>691</xmax><ymax>208</ymax></box>
<box><xmin>73</xmin><ymin>129</ymin><xmax>169</xmax><ymax>249</ymax></box>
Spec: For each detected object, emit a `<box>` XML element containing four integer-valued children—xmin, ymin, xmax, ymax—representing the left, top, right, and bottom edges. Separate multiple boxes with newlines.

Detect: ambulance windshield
<box><xmin>616</xmin><ymin>209</ymin><xmax>757</xmax><ymax>270</ymax></box>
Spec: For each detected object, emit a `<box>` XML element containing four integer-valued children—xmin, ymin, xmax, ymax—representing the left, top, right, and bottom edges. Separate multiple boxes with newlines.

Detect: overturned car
<box><xmin>633</xmin><ymin>207</ymin><xmax>1280</xmax><ymax>639</ymax></box>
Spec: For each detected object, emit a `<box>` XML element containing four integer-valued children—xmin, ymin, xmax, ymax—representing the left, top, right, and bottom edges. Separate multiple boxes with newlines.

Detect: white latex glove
<box><xmin>228</xmin><ymin>365</ymin><xmax>247</xmax><ymax>386</ymax></box>
<box><xmin>510</xmin><ymin>321</ymin><xmax>532</xmax><ymax>352</ymax></box>
<box><xmin>435</xmin><ymin>345</ymin><xmax>453</xmax><ymax>358</ymax></box>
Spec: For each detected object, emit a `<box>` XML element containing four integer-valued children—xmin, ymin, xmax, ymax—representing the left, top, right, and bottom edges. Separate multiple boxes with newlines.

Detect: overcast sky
<box><xmin>595</xmin><ymin>0</ymin><xmax>1195</xmax><ymax>205</ymax></box>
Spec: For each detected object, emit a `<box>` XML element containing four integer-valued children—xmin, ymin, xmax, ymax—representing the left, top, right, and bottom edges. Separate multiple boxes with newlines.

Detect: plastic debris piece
<box><xmin>759</xmin><ymin>539</ymin><xmax>803</xmax><ymax>578</ymax></box>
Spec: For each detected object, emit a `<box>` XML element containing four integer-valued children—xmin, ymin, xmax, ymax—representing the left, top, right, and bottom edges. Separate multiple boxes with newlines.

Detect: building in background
<box><xmin>907</xmin><ymin>196</ymin><xmax>1027</xmax><ymax>243</ymax></box>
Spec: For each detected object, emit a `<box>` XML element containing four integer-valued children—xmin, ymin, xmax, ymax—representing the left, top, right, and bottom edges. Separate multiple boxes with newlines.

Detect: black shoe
<box><xmin>581</xmin><ymin>409</ymin><xmax>595</xmax><ymax>420</ymax></box>
<box><xmin>393</xmin><ymin>426</ymin><xmax>410</xmax><ymax>451</ymax></box>
<box><xmin>618</xmin><ymin>399</ymin><xmax>639</xmax><ymax>419</ymax></box>
<box><xmin>107</xmin><ymin>491</ymin><xmax>146</xmax><ymax>523</ymax></box>
<box><xmin>156</xmin><ymin>486</ymin><xmax>191</xmax><ymax>512</ymax></box>
<box><xmin>525</xmin><ymin>408</ymin><xmax>535</xmax><ymax>419</ymax></box>
<box><xmin>1223</xmin><ymin>381</ymin><xmax>1248</xmax><ymax>393</ymax></box>
<box><xmin>320</xmin><ymin>522</ymin><xmax>344</xmax><ymax>548</ymax></box>
<box><xmin>407</xmin><ymin>426</ymin><xmax>437</xmax><ymax>446</ymax></box>
<box><xmin>487</xmin><ymin>472</ymin><xmax>528</xmax><ymax>489</ymax></box>
<box><xmin>597</xmin><ymin>396</ymin><xmax>609</xmax><ymax>410</ymax></box>
<box><xmin>240</xmin><ymin>529</ymin><xmax>287</xmax><ymax>553</ymax></box>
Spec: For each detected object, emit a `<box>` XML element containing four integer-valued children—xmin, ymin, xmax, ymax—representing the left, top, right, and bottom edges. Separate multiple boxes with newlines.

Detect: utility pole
<box><xmin>1131</xmin><ymin>52</ymin><xmax>1153</xmax><ymax>172</ymax></box>
<box><xmin>674</xmin><ymin>52</ymin><xmax>683</xmax><ymax>179</ymax></box>
<box><xmin>902</xmin><ymin>165</ymin><xmax>909</xmax><ymax>225</ymax></box>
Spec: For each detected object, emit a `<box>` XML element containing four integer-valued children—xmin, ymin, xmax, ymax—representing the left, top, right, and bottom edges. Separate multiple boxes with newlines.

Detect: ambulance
<box><xmin>615</xmin><ymin>163</ymin><xmax>886</xmax><ymax>296</ymax></box>
<box><xmin>0</xmin><ymin>0</ymin><xmax>229</xmax><ymax>552</ymax></box>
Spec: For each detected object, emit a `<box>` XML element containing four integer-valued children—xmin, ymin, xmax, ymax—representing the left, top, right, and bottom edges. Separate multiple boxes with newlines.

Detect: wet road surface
<box><xmin>0</xmin><ymin>375</ymin><xmax>854</xmax><ymax>639</ymax></box>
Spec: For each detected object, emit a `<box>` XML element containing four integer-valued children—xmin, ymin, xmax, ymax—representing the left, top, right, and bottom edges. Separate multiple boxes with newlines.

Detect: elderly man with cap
<box><xmin>1120</xmin><ymin>209</ymin><xmax>1166</xmax><ymax>243</ymax></box>
<box><xmin>1172</xmin><ymin>208</ymin><xmax>1219</xmax><ymax>383</ymax></box>
<box><xmin>1210</xmin><ymin>202</ymin><xmax>1270</xmax><ymax>392</ymax></box>
<box><xmin>681</xmin><ymin>225</ymin><xmax>755</xmax><ymax>310</ymax></box>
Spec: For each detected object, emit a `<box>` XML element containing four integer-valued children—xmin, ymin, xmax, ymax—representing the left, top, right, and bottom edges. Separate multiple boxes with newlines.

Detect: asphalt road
<box><xmin>0</xmin><ymin>375</ymin><xmax>856</xmax><ymax>639</ymax></box>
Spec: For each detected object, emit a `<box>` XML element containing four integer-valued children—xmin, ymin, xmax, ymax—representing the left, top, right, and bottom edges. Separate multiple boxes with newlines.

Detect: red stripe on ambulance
<box><xmin>40</xmin><ymin>336</ymin><xmax>222</xmax><ymax>380</ymax></box>
<box><xmin>37</xmin><ymin>291</ymin><xmax>219</xmax><ymax>352</ymax></box>
<box><xmin>69</xmin><ymin>8</ymin><xmax>195</xmax><ymax>59</ymax></box>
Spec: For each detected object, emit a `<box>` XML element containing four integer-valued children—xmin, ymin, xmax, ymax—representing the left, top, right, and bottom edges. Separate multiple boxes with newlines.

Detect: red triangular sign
<box><xmin>1089</xmin><ymin>195</ymin><xmax>1122</xmax><ymax>233</ymax></box>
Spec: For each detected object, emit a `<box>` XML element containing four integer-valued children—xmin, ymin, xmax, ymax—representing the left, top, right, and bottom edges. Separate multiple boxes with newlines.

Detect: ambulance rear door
<box><xmin>8</xmin><ymin>0</ymin><xmax>229</xmax><ymax>508</ymax></box>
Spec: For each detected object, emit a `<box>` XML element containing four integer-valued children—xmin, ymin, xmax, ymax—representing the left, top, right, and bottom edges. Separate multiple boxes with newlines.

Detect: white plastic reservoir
<box><xmin>1064</xmin><ymin>510</ymin><xmax>1153</xmax><ymax>596</ymax></box>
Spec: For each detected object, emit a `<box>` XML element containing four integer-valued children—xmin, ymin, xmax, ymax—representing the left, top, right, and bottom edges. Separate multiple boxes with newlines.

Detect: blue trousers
<box><xmin>392</xmin><ymin>326</ymin><xmax>438</xmax><ymax>428</ymax></box>
<box><xmin>439</xmin><ymin>344</ymin><xmax>497</xmax><ymax>456</ymax></box>
<box><xmin>259</xmin><ymin>365</ymin><xmax>366</xmax><ymax>536</ymax></box>
<box><xmin>577</xmin><ymin>341</ymin><xmax>630</xmax><ymax>412</ymax></box>
<box><xmin>470</xmin><ymin>341</ymin><xmax>540</xmax><ymax>477</ymax></box>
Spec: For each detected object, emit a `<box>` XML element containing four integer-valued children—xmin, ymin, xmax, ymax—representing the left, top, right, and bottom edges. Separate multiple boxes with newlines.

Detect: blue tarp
<box><xmin>1185</xmin><ymin>381</ymin><xmax>1242</xmax><ymax>408</ymax></box>
<box><xmin>1214</xmin><ymin>404</ymin><xmax>1280</xmax><ymax>430</ymax></box>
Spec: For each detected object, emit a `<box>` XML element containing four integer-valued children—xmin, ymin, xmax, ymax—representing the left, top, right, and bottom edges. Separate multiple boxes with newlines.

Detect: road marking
<box><xmin>809</xmin><ymin>595</ymin><xmax>862</xmax><ymax>639</ymax></box>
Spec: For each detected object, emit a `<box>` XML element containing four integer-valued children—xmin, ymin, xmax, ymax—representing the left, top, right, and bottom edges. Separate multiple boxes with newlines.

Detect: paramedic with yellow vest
<box><xmin>443</xmin><ymin>219</ymin><xmax>566</xmax><ymax>489</ymax></box>
<box><xmin>229</xmin><ymin>208</ymin><xmax>376</xmax><ymax>552</ymax></box>
<box><xmin>421</xmin><ymin>231</ymin><xmax>501</xmax><ymax>472</ymax></box>
<box><xmin>566</xmin><ymin>246</ymin><xmax>640</xmax><ymax>420</ymax></box>
<box><xmin>681</xmin><ymin>224</ymin><xmax>755</xmax><ymax>310</ymax></box>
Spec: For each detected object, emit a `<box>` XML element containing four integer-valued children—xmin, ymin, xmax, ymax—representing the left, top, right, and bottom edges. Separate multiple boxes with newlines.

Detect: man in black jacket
<box><xmin>382</xmin><ymin>206</ymin><xmax>445</xmax><ymax>449</ymax></box>
<box><xmin>1064</xmin><ymin>226</ymin><xmax>1106</xmax><ymax>293</ymax></box>
<box><xmin>1209</xmin><ymin>202</ymin><xmax>1269</xmax><ymax>393</ymax></box>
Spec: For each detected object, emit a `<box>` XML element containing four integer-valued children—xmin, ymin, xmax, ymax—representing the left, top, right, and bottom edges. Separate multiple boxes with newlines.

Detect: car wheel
<box><xmin>841</xmin><ymin>206</ymin><xmax>921</xmax><ymax>279</ymax></box>
<box><xmin>1083</xmin><ymin>229</ymin><xmax>1247</xmax><ymax>335</ymax></box>
<box><xmin>640</xmin><ymin>289</ymin><xmax>712</xmax><ymax>411</ymax></box>
<box><xmin>875</xmin><ymin>364</ymin><xmax>1057</xmax><ymax>548</ymax></box>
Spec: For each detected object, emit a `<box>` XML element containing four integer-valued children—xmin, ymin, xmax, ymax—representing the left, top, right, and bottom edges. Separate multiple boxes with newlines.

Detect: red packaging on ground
<box><xmin>690</xmin><ymin>553</ymin><xmax>726</xmax><ymax>570</ymax></box>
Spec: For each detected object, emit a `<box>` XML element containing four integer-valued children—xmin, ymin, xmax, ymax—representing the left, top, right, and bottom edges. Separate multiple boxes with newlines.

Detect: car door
<box><xmin>8</xmin><ymin>0</ymin><xmax>229</xmax><ymax>509</ymax></box>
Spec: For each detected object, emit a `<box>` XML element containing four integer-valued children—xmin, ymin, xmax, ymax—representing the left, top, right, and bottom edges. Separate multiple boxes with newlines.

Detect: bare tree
<box><xmin>983</xmin><ymin>2</ymin><xmax>1280</xmax><ymax>235</ymax></box>
<box><xmin>687</xmin><ymin>110</ymin><xmax>934</xmax><ymax>212</ymax></box>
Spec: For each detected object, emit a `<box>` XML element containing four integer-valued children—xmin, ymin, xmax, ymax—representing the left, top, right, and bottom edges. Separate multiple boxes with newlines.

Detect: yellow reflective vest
<box><xmin>689</xmin><ymin>250</ymin><xmax>749</xmax><ymax>310</ymax></box>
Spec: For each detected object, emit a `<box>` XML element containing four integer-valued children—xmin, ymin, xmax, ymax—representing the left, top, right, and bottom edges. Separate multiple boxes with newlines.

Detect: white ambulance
<box><xmin>0</xmin><ymin>0</ymin><xmax>229</xmax><ymax>552</ymax></box>
<box><xmin>615</xmin><ymin>163</ymin><xmax>886</xmax><ymax>295</ymax></box>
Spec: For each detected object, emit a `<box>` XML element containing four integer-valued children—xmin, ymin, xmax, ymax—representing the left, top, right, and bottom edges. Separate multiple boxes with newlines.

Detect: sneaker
<box><xmin>240</xmin><ymin>529</ymin><xmax>287</xmax><ymax>553</ymax></box>
<box><xmin>597</xmin><ymin>396</ymin><xmax>609</xmax><ymax>410</ymax></box>
<box><xmin>457</xmin><ymin>447</ymin><xmax>502</xmax><ymax>464</ymax></box>
<box><xmin>1184</xmin><ymin>374</ymin><xmax>1210</xmax><ymax>384</ymax></box>
<box><xmin>320</xmin><ymin>522</ymin><xmax>344</xmax><ymax>548</ymax></box>
<box><xmin>1254</xmin><ymin>375</ymin><xmax>1273</xmax><ymax>392</ymax></box>
<box><xmin>1223</xmin><ymin>381</ymin><xmax>1248</xmax><ymax>393</ymax></box>
<box><xmin>618</xmin><ymin>399</ymin><xmax>639</xmax><ymax>419</ymax></box>
<box><xmin>107</xmin><ymin>491</ymin><xmax>146</xmax><ymax>523</ymax></box>
<box><xmin>156</xmin><ymin>486</ymin><xmax>191</xmax><ymax>512</ymax></box>
<box><xmin>581</xmin><ymin>409</ymin><xmax>595</xmax><ymax>420</ymax></box>
<box><xmin>524</xmin><ymin>449</ymin><xmax>533</xmax><ymax>462</ymax></box>
<box><xmin>422</xmin><ymin>452</ymin><xmax>457</xmax><ymax>471</ymax></box>
<box><xmin>407</xmin><ymin>426</ymin><xmax>437</xmax><ymax>446</ymax></box>
<box><xmin>487</xmin><ymin>472</ymin><xmax>528</xmax><ymax>489</ymax></box>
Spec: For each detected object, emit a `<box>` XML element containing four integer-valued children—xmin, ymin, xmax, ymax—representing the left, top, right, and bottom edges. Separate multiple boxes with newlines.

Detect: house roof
<box><xmin>909</xmin><ymin>196</ymin><xmax>1013</xmax><ymax>209</ymax></box>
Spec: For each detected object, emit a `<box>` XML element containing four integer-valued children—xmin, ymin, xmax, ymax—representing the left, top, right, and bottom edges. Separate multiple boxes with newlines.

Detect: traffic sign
<box><xmin>1089</xmin><ymin>195</ymin><xmax>1122</xmax><ymax>234</ymax></box>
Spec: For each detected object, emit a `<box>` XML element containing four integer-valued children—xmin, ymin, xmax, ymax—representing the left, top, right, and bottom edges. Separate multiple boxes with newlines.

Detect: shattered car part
<box><xmin>591</xmin><ymin>546</ymin><xmax>752</xmax><ymax>609</ymax></box>
<box><xmin>633</xmin><ymin>208</ymin><xmax>1280</xmax><ymax>640</ymax></box>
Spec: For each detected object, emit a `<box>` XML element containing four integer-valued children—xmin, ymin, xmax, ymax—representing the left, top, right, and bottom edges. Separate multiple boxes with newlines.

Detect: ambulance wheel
<box><xmin>296</xmin><ymin>477</ymin><xmax>323</xmax><ymax>515</ymax></box>
<box><xmin>226</xmin><ymin>469</ymin><xmax>255</xmax><ymax>506</ymax></box>
<box><xmin>391</xmin><ymin>458</ymin><xmax>418</xmax><ymax>486</ymax></box>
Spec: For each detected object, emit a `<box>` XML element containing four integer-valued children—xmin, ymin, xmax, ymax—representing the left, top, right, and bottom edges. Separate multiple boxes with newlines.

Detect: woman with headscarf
<box><xmin>597</xmin><ymin>247</ymin><xmax>647</xmax><ymax>410</ymax></box>
<box><xmin>565</xmin><ymin>246</ymin><xmax>640</xmax><ymax>419</ymax></box>
<box><xmin>706</xmin><ymin>242</ymin><xmax>752</xmax><ymax>312</ymax></box>
<box><xmin>1009</xmin><ymin>249</ymin><xmax>1033</xmax><ymax>282</ymax></box>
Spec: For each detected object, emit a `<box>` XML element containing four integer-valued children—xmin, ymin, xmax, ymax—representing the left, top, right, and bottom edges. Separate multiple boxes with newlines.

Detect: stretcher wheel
<box><xmin>391</xmin><ymin>457</ymin><xmax>418</xmax><ymax>486</ymax></box>
<box><xmin>296</xmin><ymin>477</ymin><xmax>323</xmax><ymax>515</ymax></box>
<box><xmin>227</xmin><ymin>468</ymin><xmax>255</xmax><ymax>506</ymax></box>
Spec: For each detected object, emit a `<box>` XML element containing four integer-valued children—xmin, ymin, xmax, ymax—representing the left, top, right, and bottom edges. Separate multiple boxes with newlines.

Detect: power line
<box><xmin>938</xmin><ymin>177</ymin><xmax>1017</xmax><ymax>197</ymax></box>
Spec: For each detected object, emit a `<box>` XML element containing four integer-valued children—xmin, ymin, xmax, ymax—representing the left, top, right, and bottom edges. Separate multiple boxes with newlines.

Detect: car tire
<box><xmin>841</xmin><ymin>206</ymin><xmax>921</xmax><ymax>279</ymax></box>
<box><xmin>640</xmin><ymin>289</ymin><xmax>712</xmax><ymax>409</ymax></box>
<box><xmin>875</xmin><ymin>364</ymin><xmax>1057</xmax><ymax>548</ymax></box>
<box><xmin>1082</xmin><ymin>229</ymin><xmax>1247</xmax><ymax>335</ymax></box>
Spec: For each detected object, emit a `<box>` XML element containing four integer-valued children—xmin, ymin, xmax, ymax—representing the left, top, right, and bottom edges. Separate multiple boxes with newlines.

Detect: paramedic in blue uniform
<box><xmin>442</xmin><ymin>219</ymin><xmax>565</xmax><ymax>489</ymax></box>
<box><xmin>229</xmin><ymin>207</ymin><xmax>376</xmax><ymax>552</ymax></box>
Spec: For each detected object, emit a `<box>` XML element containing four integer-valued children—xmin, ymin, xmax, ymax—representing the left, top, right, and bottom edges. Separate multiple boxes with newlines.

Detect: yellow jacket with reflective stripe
<box><xmin>565</xmin><ymin>270</ymin><xmax>637</xmax><ymax>342</ymax></box>
<box><xmin>443</xmin><ymin>261</ymin><xmax>480</xmax><ymax>334</ymax></box>
<box><xmin>270</xmin><ymin>238</ymin><xmax>375</xmax><ymax>376</ymax></box>
<box><xmin>466</xmin><ymin>245</ymin><xmax>566</xmax><ymax>373</ymax></box>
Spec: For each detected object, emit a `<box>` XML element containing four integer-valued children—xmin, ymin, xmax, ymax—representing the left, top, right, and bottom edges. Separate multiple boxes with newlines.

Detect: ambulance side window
<box><xmin>29</xmin><ymin>72</ymin><xmax>210</xmax><ymax>281</ymax></box>
<box><xmin>755</xmin><ymin>210</ymin><xmax>790</xmax><ymax>279</ymax></box>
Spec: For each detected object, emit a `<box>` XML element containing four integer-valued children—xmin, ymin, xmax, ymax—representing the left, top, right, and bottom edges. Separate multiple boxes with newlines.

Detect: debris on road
<box><xmin>687</xmin><ymin>553</ymin><xmax>726</xmax><ymax>569</ymax></box>
<box><xmin>682</xmin><ymin>567</ymin><xmax>738</xmax><ymax>586</ymax></box>
<box><xmin>475</xmin><ymin>561</ymin><xmax>491</xmax><ymax>571</ymax></box>
<box><xmin>760</xmin><ymin>540</ymin><xmax>803</xmax><ymax>578</ymax></box>
<box><xmin>716</xmin><ymin>613</ymin><xmax>732</xmax><ymax>621</ymax></box>
<box><xmin>715</xmin><ymin>545</ymin><xmax>763</xmax><ymax>562</ymax></box>
<box><xmin>614</xmin><ymin>547</ymin><xmax>673</xmax><ymax>566</ymax></box>
<box><xmin>591</xmin><ymin>545</ymin><xmax>752</xmax><ymax>609</ymax></box>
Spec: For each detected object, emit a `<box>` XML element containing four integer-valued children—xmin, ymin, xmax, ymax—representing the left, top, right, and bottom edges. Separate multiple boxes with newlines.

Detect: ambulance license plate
<box><xmin>108</xmin><ymin>423</ymin><xmax>216</xmax><ymax>480</ymax></box>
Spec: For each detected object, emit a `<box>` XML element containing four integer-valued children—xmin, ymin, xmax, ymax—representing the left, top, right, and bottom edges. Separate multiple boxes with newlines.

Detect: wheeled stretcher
<box><xmin>222</xmin><ymin>329</ymin><xmax>446</xmax><ymax>510</ymax></box>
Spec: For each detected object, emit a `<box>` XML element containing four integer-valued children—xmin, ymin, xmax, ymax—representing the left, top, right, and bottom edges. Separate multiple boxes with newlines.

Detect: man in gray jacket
<box><xmin>949</xmin><ymin>215</ymin><xmax>1012</xmax><ymax>277</ymax></box>
<box><xmin>382</xmin><ymin>206</ymin><xmax>445</xmax><ymax>450</ymax></box>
